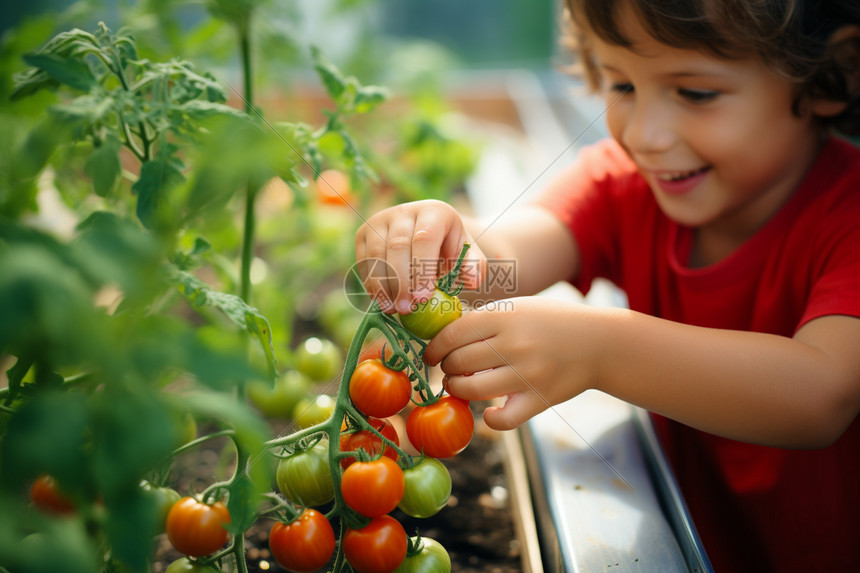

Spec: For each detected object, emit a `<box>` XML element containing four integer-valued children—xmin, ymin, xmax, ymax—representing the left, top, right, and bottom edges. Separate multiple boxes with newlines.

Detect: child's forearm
<box><xmin>596</xmin><ymin>309</ymin><xmax>860</xmax><ymax>449</ymax></box>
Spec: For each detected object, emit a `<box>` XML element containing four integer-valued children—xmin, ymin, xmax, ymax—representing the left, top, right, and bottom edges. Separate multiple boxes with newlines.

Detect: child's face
<box><xmin>589</xmin><ymin>5</ymin><xmax>824</xmax><ymax>237</ymax></box>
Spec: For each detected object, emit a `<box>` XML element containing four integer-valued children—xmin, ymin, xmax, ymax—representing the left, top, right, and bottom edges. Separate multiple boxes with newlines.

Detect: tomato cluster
<box><xmin>264</xmin><ymin>340</ymin><xmax>472</xmax><ymax>573</ymax></box>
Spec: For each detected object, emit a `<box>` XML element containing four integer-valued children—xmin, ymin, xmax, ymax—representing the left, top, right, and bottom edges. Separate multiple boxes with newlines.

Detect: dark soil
<box><xmin>152</xmin><ymin>411</ymin><xmax>523</xmax><ymax>573</ymax></box>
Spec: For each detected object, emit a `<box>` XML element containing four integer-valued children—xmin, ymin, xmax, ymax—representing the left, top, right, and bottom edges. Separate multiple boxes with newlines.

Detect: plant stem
<box><xmin>238</xmin><ymin>19</ymin><xmax>256</xmax><ymax>307</ymax></box>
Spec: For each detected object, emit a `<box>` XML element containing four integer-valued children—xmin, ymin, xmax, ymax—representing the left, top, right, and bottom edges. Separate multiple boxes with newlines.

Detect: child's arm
<box><xmin>428</xmin><ymin>300</ymin><xmax>860</xmax><ymax>449</ymax></box>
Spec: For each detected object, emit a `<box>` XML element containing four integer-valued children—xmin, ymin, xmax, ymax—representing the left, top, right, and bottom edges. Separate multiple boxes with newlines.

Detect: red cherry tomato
<box><xmin>269</xmin><ymin>508</ymin><xmax>336</xmax><ymax>573</ymax></box>
<box><xmin>343</xmin><ymin>515</ymin><xmax>408</xmax><ymax>573</ymax></box>
<box><xmin>341</xmin><ymin>456</ymin><xmax>405</xmax><ymax>517</ymax></box>
<box><xmin>166</xmin><ymin>497</ymin><xmax>231</xmax><ymax>557</ymax></box>
<box><xmin>29</xmin><ymin>475</ymin><xmax>75</xmax><ymax>515</ymax></box>
<box><xmin>340</xmin><ymin>417</ymin><xmax>400</xmax><ymax>470</ymax></box>
<box><xmin>406</xmin><ymin>395</ymin><xmax>474</xmax><ymax>458</ymax></box>
<box><xmin>315</xmin><ymin>168</ymin><xmax>355</xmax><ymax>207</ymax></box>
<box><xmin>349</xmin><ymin>359</ymin><xmax>412</xmax><ymax>418</ymax></box>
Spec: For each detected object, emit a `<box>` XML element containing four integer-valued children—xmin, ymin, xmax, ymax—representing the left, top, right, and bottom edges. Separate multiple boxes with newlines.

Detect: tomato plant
<box><xmin>349</xmin><ymin>358</ymin><xmax>412</xmax><ymax>418</ymax></box>
<box><xmin>341</xmin><ymin>456</ymin><xmax>405</xmax><ymax>517</ymax></box>
<box><xmin>276</xmin><ymin>440</ymin><xmax>335</xmax><ymax>507</ymax></box>
<box><xmin>343</xmin><ymin>515</ymin><xmax>409</xmax><ymax>573</ymax></box>
<box><xmin>399</xmin><ymin>288</ymin><xmax>463</xmax><ymax>340</ymax></box>
<box><xmin>269</xmin><ymin>508</ymin><xmax>336</xmax><ymax>573</ymax></box>
<box><xmin>397</xmin><ymin>457</ymin><xmax>452</xmax><ymax>518</ymax></box>
<box><xmin>166</xmin><ymin>497</ymin><xmax>231</xmax><ymax>557</ymax></box>
<box><xmin>406</xmin><ymin>395</ymin><xmax>474</xmax><ymax>458</ymax></box>
<box><xmin>394</xmin><ymin>537</ymin><xmax>452</xmax><ymax>573</ymax></box>
<box><xmin>340</xmin><ymin>416</ymin><xmax>400</xmax><ymax>469</ymax></box>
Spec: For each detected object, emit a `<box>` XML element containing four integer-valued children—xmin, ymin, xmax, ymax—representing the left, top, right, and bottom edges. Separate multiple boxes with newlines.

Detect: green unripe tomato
<box><xmin>393</xmin><ymin>537</ymin><xmax>451</xmax><ymax>573</ymax></box>
<box><xmin>165</xmin><ymin>557</ymin><xmax>221</xmax><ymax>573</ymax></box>
<box><xmin>293</xmin><ymin>394</ymin><xmax>336</xmax><ymax>428</ymax></box>
<box><xmin>294</xmin><ymin>337</ymin><xmax>343</xmax><ymax>382</ymax></box>
<box><xmin>397</xmin><ymin>458</ymin><xmax>452</xmax><ymax>518</ymax></box>
<box><xmin>247</xmin><ymin>370</ymin><xmax>312</xmax><ymax>419</ymax></box>
<box><xmin>141</xmin><ymin>481</ymin><xmax>182</xmax><ymax>534</ymax></box>
<box><xmin>276</xmin><ymin>440</ymin><xmax>335</xmax><ymax>507</ymax></box>
<box><xmin>399</xmin><ymin>289</ymin><xmax>462</xmax><ymax>339</ymax></box>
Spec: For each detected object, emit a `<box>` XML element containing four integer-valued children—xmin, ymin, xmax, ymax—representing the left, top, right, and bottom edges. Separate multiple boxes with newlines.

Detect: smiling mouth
<box><xmin>655</xmin><ymin>166</ymin><xmax>710</xmax><ymax>182</ymax></box>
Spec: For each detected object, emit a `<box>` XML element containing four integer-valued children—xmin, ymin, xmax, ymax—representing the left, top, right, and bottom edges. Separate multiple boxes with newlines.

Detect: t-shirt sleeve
<box><xmin>799</xmin><ymin>191</ymin><xmax>860</xmax><ymax>328</ymax></box>
<box><xmin>530</xmin><ymin>139</ymin><xmax>638</xmax><ymax>295</ymax></box>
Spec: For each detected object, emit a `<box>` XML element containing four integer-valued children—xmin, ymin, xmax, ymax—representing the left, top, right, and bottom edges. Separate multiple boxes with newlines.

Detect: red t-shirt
<box><xmin>532</xmin><ymin>136</ymin><xmax>860</xmax><ymax>572</ymax></box>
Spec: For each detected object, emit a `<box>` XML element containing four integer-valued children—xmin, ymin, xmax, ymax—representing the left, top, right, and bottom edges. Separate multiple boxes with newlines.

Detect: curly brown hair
<box><xmin>562</xmin><ymin>0</ymin><xmax>860</xmax><ymax>135</ymax></box>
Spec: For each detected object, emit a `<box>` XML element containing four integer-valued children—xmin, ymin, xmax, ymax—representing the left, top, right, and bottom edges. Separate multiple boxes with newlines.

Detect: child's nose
<box><xmin>621</xmin><ymin>100</ymin><xmax>675</xmax><ymax>154</ymax></box>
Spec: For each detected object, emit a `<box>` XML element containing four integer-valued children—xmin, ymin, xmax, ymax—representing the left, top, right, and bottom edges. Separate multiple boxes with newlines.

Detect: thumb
<box><xmin>482</xmin><ymin>392</ymin><xmax>547</xmax><ymax>431</ymax></box>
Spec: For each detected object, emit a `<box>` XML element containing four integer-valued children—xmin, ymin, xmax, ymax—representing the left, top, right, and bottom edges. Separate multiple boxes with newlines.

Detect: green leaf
<box><xmin>311</xmin><ymin>46</ymin><xmax>346</xmax><ymax>101</ymax></box>
<box><xmin>245</xmin><ymin>312</ymin><xmax>278</xmax><ymax>379</ymax></box>
<box><xmin>170</xmin><ymin>268</ymin><xmax>279</xmax><ymax>378</ymax></box>
<box><xmin>131</xmin><ymin>157</ymin><xmax>185</xmax><ymax>229</ymax></box>
<box><xmin>84</xmin><ymin>135</ymin><xmax>121</xmax><ymax>197</ymax></box>
<box><xmin>48</xmin><ymin>94</ymin><xmax>114</xmax><ymax>124</ymax></box>
<box><xmin>21</xmin><ymin>53</ymin><xmax>96</xmax><ymax>92</ymax></box>
<box><xmin>0</xmin><ymin>391</ymin><xmax>90</xmax><ymax>491</ymax></box>
<box><xmin>176</xmin><ymin>99</ymin><xmax>246</xmax><ymax>120</ymax></box>
<box><xmin>11</xmin><ymin>117</ymin><xmax>68</xmax><ymax>182</ymax></box>
<box><xmin>91</xmin><ymin>389</ymin><xmax>176</xmax><ymax>498</ymax></box>
<box><xmin>354</xmin><ymin>84</ymin><xmax>390</xmax><ymax>114</ymax></box>
<box><xmin>102</xmin><ymin>488</ymin><xmax>159</xmax><ymax>572</ymax></box>
<box><xmin>0</xmin><ymin>245</ymin><xmax>98</xmax><ymax>361</ymax></box>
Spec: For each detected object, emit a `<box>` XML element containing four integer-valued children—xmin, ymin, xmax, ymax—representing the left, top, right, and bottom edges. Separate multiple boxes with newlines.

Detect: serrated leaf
<box><xmin>85</xmin><ymin>135</ymin><xmax>121</xmax><ymax>197</ymax></box>
<box><xmin>22</xmin><ymin>53</ymin><xmax>96</xmax><ymax>92</ymax></box>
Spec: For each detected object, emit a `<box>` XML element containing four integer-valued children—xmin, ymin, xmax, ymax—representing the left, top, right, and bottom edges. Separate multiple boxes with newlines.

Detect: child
<box><xmin>354</xmin><ymin>0</ymin><xmax>860</xmax><ymax>571</ymax></box>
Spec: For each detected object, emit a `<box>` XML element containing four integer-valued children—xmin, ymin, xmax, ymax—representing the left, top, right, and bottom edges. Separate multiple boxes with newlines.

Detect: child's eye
<box><xmin>678</xmin><ymin>88</ymin><xmax>718</xmax><ymax>103</ymax></box>
<box><xmin>611</xmin><ymin>82</ymin><xmax>634</xmax><ymax>94</ymax></box>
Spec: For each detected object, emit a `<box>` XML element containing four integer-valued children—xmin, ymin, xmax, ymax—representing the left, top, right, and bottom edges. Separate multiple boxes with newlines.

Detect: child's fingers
<box><xmin>410</xmin><ymin>207</ymin><xmax>453</xmax><ymax>301</ymax></box>
<box><xmin>443</xmin><ymin>368</ymin><xmax>522</xmax><ymax>402</ymax></box>
<box><xmin>384</xmin><ymin>215</ymin><xmax>419</xmax><ymax>314</ymax></box>
<box><xmin>482</xmin><ymin>392</ymin><xmax>547</xmax><ymax>431</ymax></box>
<box><xmin>355</xmin><ymin>220</ymin><xmax>396</xmax><ymax>311</ymax></box>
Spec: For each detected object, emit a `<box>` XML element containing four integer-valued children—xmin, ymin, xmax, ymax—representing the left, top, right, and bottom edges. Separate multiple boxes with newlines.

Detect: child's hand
<box><xmin>355</xmin><ymin>200</ymin><xmax>486</xmax><ymax>314</ymax></box>
<box><xmin>423</xmin><ymin>297</ymin><xmax>606</xmax><ymax>430</ymax></box>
